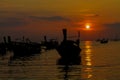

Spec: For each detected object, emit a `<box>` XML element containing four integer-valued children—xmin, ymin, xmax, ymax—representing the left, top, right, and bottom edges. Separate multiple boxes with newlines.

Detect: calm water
<box><xmin>0</xmin><ymin>41</ymin><xmax>120</xmax><ymax>80</ymax></box>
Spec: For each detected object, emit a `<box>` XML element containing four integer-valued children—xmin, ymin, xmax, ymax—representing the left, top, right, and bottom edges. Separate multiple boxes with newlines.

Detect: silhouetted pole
<box><xmin>3</xmin><ymin>36</ymin><xmax>7</xmax><ymax>44</ymax></box>
<box><xmin>63</xmin><ymin>29</ymin><xmax>67</xmax><ymax>41</ymax></box>
<box><xmin>44</xmin><ymin>36</ymin><xmax>47</xmax><ymax>42</ymax></box>
<box><xmin>76</xmin><ymin>31</ymin><xmax>80</xmax><ymax>46</ymax></box>
<box><xmin>8</xmin><ymin>36</ymin><xmax>11</xmax><ymax>43</ymax></box>
<box><xmin>78</xmin><ymin>31</ymin><xmax>80</xmax><ymax>40</ymax></box>
<box><xmin>22</xmin><ymin>36</ymin><xmax>25</xmax><ymax>42</ymax></box>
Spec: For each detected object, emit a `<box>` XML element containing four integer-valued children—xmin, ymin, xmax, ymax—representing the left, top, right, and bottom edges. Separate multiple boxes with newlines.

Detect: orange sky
<box><xmin>0</xmin><ymin>0</ymin><xmax>120</xmax><ymax>41</ymax></box>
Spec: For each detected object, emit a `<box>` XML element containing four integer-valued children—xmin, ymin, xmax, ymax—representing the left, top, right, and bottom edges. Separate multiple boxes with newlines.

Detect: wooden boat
<box><xmin>11</xmin><ymin>42</ymin><xmax>41</xmax><ymax>56</ymax></box>
<box><xmin>0</xmin><ymin>43</ymin><xmax>6</xmax><ymax>55</ymax></box>
<box><xmin>41</xmin><ymin>36</ymin><xmax>58</xmax><ymax>50</ymax></box>
<box><xmin>3</xmin><ymin>36</ymin><xmax>41</xmax><ymax>57</ymax></box>
<box><xmin>100</xmin><ymin>38</ymin><xmax>108</xmax><ymax>44</ymax></box>
<box><xmin>56</xmin><ymin>29</ymin><xmax>81</xmax><ymax>64</ymax></box>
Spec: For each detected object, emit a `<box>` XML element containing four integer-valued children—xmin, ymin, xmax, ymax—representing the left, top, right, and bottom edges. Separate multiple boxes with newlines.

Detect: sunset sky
<box><xmin>0</xmin><ymin>0</ymin><xmax>120</xmax><ymax>41</ymax></box>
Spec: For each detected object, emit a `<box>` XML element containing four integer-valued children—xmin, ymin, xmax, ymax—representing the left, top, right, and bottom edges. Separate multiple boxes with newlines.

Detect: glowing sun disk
<box><xmin>86</xmin><ymin>25</ymin><xmax>90</xmax><ymax>29</ymax></box>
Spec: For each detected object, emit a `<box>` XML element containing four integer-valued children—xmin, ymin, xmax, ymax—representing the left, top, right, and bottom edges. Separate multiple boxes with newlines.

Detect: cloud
<box><xmin>0</xmin><ymin>10</ymin><xmax>71</xmax><ymax>27</ymax></box>
<box><xmin>80</xmin><ymin>13</ymin><xmax>99</xmax><ymax>18</ymax></box>
<box><xmin>78</xmin><ymin>9</ymin><xmax>99</xmax><ymax>18</ymax></box>
<box><xmin>0</xmin><ymin>17</ymin><xmax>28</xmax><ymax>27</ymax></box>
<box><xmin>29</xmin><ymin>16</ymin><xmax>70</xmax><ymax>22</ymax></box>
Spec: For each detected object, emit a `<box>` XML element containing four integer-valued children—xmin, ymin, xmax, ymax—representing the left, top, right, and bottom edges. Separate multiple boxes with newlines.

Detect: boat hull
<box><xmin>56</xmin><ymin>41</ymin><xmax>81</xmax><ymax>60</ymax></box>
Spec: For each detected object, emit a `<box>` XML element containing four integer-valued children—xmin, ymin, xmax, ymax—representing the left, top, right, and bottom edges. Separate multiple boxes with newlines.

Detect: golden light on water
<box><xmin>84</xmin><ymin>41</ymin><xmax>92</xmax><ymax>66</ymax></box>
<box><xmin>82</xmin><ymin>41</ymin><xmax>93</xmax><ymax>79</ymax></box>
<box><xmin>83</xmin><ymin>67</ymin><xmax>93</xmax><ymax>79</ymax></box>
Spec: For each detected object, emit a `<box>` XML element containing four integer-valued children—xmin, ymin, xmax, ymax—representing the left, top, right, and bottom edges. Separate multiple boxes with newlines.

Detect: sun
<box><xmin>86</xmin><ymin>24</ymin><xmax>90</xmax><ymax>29</ymax></box>
<box><xmin>80</xmin><ymin>23</ymin><xmax>92</xmax><ymax>30</ymax></box>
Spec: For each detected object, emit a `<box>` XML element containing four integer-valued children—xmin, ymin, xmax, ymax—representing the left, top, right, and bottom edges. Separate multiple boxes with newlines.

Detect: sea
<box><xmin>0</xmin><ymin>41</ymin><xmax>120</xmax><ymax>80</ymax></box>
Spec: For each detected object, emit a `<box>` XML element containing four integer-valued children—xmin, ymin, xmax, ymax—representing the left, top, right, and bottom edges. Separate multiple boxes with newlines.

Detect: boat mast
<box><xmin>63</xmin><ymin>29</ymin><xmax>67</xmax><ymax>41</ymax></box>
<box><xmin>78</xmin><ymin>31</ymin><xmax>80</xmax><ymax>40</ymax></box>
<box><xmin>77</xmin><ymin>30</ymin><xmax>80</xmax><ymax>46</ymax></box>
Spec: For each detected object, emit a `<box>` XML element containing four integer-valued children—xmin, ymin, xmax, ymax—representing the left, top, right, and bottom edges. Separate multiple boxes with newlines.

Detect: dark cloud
<box><xmin>0</xmin><ymin>15</ymin><xmax>71</xmax><ymax>27</ymax></box>
<box><xmin>0</xmin><ymin>10</ymin><xmax>29</xmax><ymax>27</ymax></box>
<box><xmin>0</xmin><ymin>17</ymin><xmax>28</xmax><ymax>27</ymax></box>
<box><xmin>104</xmin><ymin>22</ymin><xmax>120</xmax><ymax>28</ymax></box>
<box><xmin>29</xmin><ymin>16</ymin><xmax>70</xmax><ymax>22</ymax></box>
<box><xmin>0</xmin><ymin>10</ymin><xmax>71</xmax><ymax>27</ymax></box>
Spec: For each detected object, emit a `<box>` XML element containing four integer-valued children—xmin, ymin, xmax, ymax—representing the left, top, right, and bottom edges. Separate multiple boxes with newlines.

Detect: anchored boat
<box><xmin>56</xmin><ymin>29</ymin><xmax>81</xmax><ymax>64</ymax></box>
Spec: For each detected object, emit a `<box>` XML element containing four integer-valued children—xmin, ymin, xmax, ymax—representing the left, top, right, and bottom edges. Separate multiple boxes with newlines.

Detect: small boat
<box><xmin>56</xmin><ymin>29</ymin><xmax>81</xmax><ymax>64</ymax></box>
<box><xmin>100</xmin><ymin>38</ymin><xmax>108</xmax><ymax>44</ymax></box>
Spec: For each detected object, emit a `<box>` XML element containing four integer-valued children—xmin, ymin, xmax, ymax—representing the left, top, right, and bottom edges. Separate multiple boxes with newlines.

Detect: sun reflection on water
<box><xmin>84</xmin><ymin>41</ymin><xmax>92</xmax><ymax>66</ymax></box>
<box><xmin>82</xmin><ymin>41</ymin><xmax>93</xmax><ymax>79</ymax></box>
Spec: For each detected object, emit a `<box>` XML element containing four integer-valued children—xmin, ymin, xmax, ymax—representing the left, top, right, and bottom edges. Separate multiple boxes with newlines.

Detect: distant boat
<box><xmin>56</xmin><ymin>29</ymin><xmax>81</xmax><ymax>64</ymax></box>
<box><xmin>100</xmin><ymin>38</ymin><xmax>108</xmax><ymax>44</ymax></box>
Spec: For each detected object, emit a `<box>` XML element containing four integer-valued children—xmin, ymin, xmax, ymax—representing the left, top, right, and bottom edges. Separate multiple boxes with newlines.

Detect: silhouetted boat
<box><xmin>41</xmin><ymin>36</ymin><xmax>58</xmax><ymax>50</ymax></box>
<box><xmin>56</xmin><ymin>29</ymin><xmax>81</xmax><ymax>64</ymax></box>
<box><xmin>11</xmin><ymin>42</ymin><xmax>41</xmax><ymax>57</ymax></box>
<box><xmin>2</xmin><ymin>36</ymin><xmax>41</xmax><ymax>57</ymax></box>
<box><xmin>0</xmin><ymin>43</ymin><xmax>6</xmax><ymax>55</ymax></box>
<box><xmin>100</xmin><ymin>38</ymin><xmax>108</xmax><ymax>44</ymax></box>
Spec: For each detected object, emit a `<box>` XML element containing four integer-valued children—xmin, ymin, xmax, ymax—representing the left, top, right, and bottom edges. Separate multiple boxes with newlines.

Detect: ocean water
<box><xmin>0</xmin><ymin>41</ymin><xmax>120</xmax><ymax>80</ymax></box>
